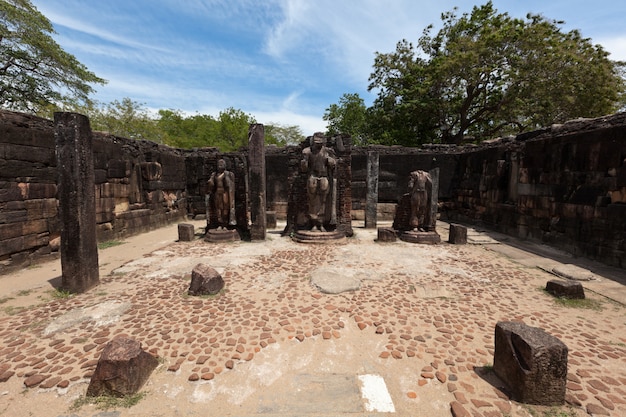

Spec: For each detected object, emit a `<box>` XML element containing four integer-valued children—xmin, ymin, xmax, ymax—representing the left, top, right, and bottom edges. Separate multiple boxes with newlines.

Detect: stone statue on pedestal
<box><xmin>207</xmin><ymin>159</ymin><xmax>236</xmax><ymax>229</ymax></box>
<box><xmin>300</xmin><ymin>133</ymin><xmax>337</xmax><ymax>231</ymax></box>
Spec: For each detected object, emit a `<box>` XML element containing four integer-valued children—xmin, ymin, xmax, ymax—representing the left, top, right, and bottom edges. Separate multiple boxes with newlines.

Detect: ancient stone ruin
<box><xmin>545</xmin><ymin>279</ymin><xmax>586</xmax><ymax>299</ymax></box>
<box><xmin>86</xmin><ymin>337</ymin><xmax>158</xmax><ymax>397</ymax></box>
<box><xmin>493</xmin><ymin>321</ymin><xmax>568</xmax><ymax>405</ymax></box>
<box><xmin>187</xmin><ymin>263</ymin><xmax>225</xmax><ymax>296</ymax></box>
<box><xmin>1</xmin><ymin>110</ymin><xmax>626</xmax><ymax>271</ymax></box>
<box><xmin>285</xmin><ymin>132</ymin><xmax>353</xmax><ymax>243</ymax></box>
<box><xmin>204</xmin><ymin>158</ymin><xmax>240</xmax><ymax>242</ymax></box>
<box><xmin>382</xmin><ymin>168</ymin><xmax>441</xmax><ymax>244</ymax></box>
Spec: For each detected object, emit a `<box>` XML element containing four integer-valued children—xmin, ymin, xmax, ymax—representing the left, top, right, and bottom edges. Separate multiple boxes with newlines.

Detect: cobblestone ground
<box><xmin>0</xmin><ymin>232</ymin><xmax>625</xmax><ymax>416</ymax></box>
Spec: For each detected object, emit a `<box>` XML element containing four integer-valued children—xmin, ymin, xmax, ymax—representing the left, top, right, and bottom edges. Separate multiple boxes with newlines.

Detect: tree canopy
<box><xmin>0</xmin><ymin>0</ymin><xmax>106</xmax><ymax>112</ymax></box>
<box><xmin>366</xmin><ymin>1</ymin><xmax>626</xmax><ymax>145</ymax></box>
<box><xmin>323</xmin><ymin>93</ymin><xmax>369</xmax><ymax>145</ymax></box>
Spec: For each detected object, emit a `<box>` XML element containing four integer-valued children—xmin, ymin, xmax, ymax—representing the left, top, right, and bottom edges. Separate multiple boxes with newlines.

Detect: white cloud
<box><xmin>598</xmin><ymin>36</ymin><xmax>626</xmax><ymax>61</ymax></box>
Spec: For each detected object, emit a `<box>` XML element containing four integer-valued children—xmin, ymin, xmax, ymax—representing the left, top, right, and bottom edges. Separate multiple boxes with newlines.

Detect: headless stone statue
<box><xmin>300</xmin><ymin>133</ymin><xmax>336</xmax><ymax>231</ymax></box>
<box><xmin>408</xmin><ymin>170</ymin><xmax>432</xmax><ymax>232</ymax></box>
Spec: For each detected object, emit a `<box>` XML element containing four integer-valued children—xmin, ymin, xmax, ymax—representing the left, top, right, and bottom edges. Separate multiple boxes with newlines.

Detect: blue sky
<box><xmin>31</xmin><ymin>0</ymin><xmax>626</xmax><ymax>134</ymax></box>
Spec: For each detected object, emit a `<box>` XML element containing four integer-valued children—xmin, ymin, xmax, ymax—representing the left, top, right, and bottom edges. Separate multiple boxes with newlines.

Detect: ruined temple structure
<box><xmin>283</xmin><ymin>133</ymin><xmax>353</xmax><ymax>243</ymax></box>
<box><xmin>2</xmin><ymin>109</ymin><xmax>626</xmax><ymax>271</ymax></box>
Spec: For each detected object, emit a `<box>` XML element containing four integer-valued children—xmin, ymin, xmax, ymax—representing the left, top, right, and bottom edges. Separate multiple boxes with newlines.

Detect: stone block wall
<box><xmin>0</xmin><ymin>111</ymin><xmax>189</xmax><ymax>274</ymax></box>
<box><xmin>0</xmin><ymin>112</ymin><xmax>58</xmax><ymax>270</ymax></box>
<box><xmin>90</xmin><ymin>133</ymin><xmax>188</xmax><ymax>243</ymax></box>
<box><xmin>449</xmin><ymin>114</ymin><xmax>626</xmax><ymax>268</ymax></box>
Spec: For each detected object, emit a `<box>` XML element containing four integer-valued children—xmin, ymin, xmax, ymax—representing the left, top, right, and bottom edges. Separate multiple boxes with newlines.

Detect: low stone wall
<box><xmin>0</xmin><ymin>111</ymin><xmax>189</xmax><ymax>274</ymax></box>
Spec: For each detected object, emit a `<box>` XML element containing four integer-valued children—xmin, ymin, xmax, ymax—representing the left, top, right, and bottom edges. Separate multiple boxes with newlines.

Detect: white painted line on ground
<box><xmin>358</xmin><ymin>374</ymin><xmax>396</xmax><ymax>413</ymax></box>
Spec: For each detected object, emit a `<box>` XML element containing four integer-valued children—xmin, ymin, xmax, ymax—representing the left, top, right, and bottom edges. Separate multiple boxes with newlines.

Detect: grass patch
<box><xmin>524</xmin><ymin>405</ymin><xmax>579</xmax><ymax>417</ymax></box>
<box><xmin>48</xmin><ymin>288</ymin><xmax>74</xmax><ymax>299</ymax></box>
<box><xmin>98</xmin><ymin>240</ymin><xmax>126</xmax><ymax>250</ymax></box>
<box><xmin>0</xmin><ymin>296</ymin><xmax>14</xmax><ymax>304</ymax></box>
<box><xmin>17</xmin><ymin>289</ymin><xmax>32</xmax><ymax>296</ymax></box>
<box><xmin>3</xmin><ymin>305</ymin><xmax>26</xmax><ymax>315</ymax></box>
<box><xmin>541</xmin><ymin>288</ymin><xmax>603</xmax><ymax>311</ymax></box>
<box><xmin>70</xmin><ymin>392</ymin><xmax>147</xmax><ymax>412</ymax></box>
<box><xmin>552</xmin><ymin>297</ymin><xmax>603</xmax><ymax>311</ymax></box>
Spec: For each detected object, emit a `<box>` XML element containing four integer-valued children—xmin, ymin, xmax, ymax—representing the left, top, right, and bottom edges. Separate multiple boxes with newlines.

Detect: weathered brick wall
<box><xmin>91</xmin><ymin>133</ymin><xmax>188</xmax><ymax>242</ymax></box>
<box><xmin>0</xmin><ymin>112</ymin><xmax>58</xmax><ymax>271</ymax></box>
<box><xmin>0</xmin><ymin>110</ymin><xmax>189</xmax><ymax>274</ymax></box>
<box><xmin>448</xmin><ymin>114</ymin><xmax>626</xmax><ymax>268</ymax></box>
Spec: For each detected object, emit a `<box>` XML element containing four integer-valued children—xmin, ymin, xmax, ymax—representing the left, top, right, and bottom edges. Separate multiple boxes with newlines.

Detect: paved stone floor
<box><xmin>0</xmin><ymin>221</ymin><xmax>625</xmax><ymax>416</ymax></box>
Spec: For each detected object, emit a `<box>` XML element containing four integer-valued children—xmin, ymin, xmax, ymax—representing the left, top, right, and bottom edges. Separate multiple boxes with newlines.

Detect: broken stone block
<box><xmin>376</xmin><ymin>227</ymin><xmax>397</xmax><ymax>242</ymax></box>
<box><xmin>266</xmin><ymin>211</ymin><xmax>277</xmax><ymax>229</ymax></box>
<box><xmin>448</xmin><ymin>223</ymin><xmax>467</xmax><ymax>244</ymax></box>
<box><xmin>178</xmin><ymin>223</ymin><xmax>195</xmax><ymax>242</ymax></box>
<box><xmin>546</xmin><ymin>279</ymin><xmax>585</xmax><ymax>299</ymax></box>
<box><xmin>493</xmin><ymin>321</ymin><xmax>568</xmax><ymax>406</ymax></box>
<box><xmin>86</xmin><ymin>337</ymin><xmax>158</xmax><ymax>397</ymax></box>
<box><xmin>188</xmin><ymin>264</ymin><xmax>224</xmax><ymax>296</ymax></box>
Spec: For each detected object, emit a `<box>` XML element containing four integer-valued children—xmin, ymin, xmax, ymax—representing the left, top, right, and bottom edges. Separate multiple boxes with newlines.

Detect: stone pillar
<box><xmin>428</xmin><ymin>167</ymin><xmax>440</xmax><ymax>231</ymax></box>
<box><xmin>448</xmin><ymin>223</ymin><xmax>467</xmax><ymax>244</ymax></box>
<box><xmin>508</xmin><ymin>152</ymin><xmax>519</xmax><ymax>202</ymax></box>
<box><xmin>365</xmin><ymin>151</ymin><xmax>379</xmax><ymax>228</ymax></box>
<box><xmin>248</xmin><ymin>124</ymin><xmax>266</xmax><ymax>240</ymax></box>
<box><xmin>54</xmin><ymin>112</ymin><xmax>99</xmax><ymax>293</ymax></box>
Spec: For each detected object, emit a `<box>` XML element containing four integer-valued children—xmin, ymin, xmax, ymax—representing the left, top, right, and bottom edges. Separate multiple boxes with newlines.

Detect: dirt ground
<box><xmin>0</xmin><ymin>221</ymin><xmax>625</xmax><ymax>417</ymax></box>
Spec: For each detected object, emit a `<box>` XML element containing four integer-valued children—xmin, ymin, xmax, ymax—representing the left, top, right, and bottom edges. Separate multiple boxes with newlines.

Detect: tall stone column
<box><xmin>55</xmin><ymin>112</ymin><xmax>99</xmax><ymax>293</ymax></box>
<box><xmin>428</xmin><ymin>167</ymin><xmax>440</xmax><ymax>231</ymax></box>
<box><xmin>365</xmin><ymin>151</ymin><xmax>379</xmax><ymax>228</ymax></box>
<box><xmin>248</xmin><ymin>124</ymin><xmax>266</xmax><ymax>240</ymax></box>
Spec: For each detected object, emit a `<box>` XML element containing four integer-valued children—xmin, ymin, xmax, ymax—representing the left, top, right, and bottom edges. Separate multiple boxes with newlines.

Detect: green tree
<box><xmin>368</xmin><ymin>1</ymin><xmax>626</xmax><ymax>145</ymax></box>
<box><xmin>0</xmin><ymin>0</ymin><xmax>106</xmax><ymax>112</ymax></box>
<box><xmin>214</xmin><ymin>107</ymin><xmax>257</xmax><ymax>151</ymax></box>
<box><xmin>264</xmin><ymin>123</ymin><xmax>305</xmax><ymax>146</ymax></box>
<box><xmin>158</xmin><ymin>109</ymin><xmax>218</xmax><ymax>148</ymax></box>
<box><xmin>323</xmin><ymin>93</ymin><xmax>369</xmax><ymax>145</ymax></box>
<box><xmin>90</xmin><ymin>98</ymin><xmax>163</xmax><ymax>142</ymax></box>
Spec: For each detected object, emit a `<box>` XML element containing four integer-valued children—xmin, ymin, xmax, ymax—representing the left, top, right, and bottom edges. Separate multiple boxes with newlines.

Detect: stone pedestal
<box><xmin>448</xmin><ymin>223</ymin><xmax>468</xmax><ymax>244</ymax></box>
<box><xmin>205</xmin><ymin>228</ymin><xmax>240</xmax><ymax>243</ymax></box>
<box><xmin>178</xmin><ymin>223</ymin><xmax>195</xmax><ymax>241</ymax></box>
<box><xmin>376</xmin><ymin>227</ymin><xmax>397</xmax><ymax>242</ymax></box>
<box><xmin>493</xmin><ymin>321</ymin><xmax>568</xmax><ymax>406</ymax></box>
<box><xmin>266</xmin><ymin>211</ymin><xmax>277</xmax><ymax>229</ymax></box>
<box><xmin>546</xmin><ymin>279</ymin><xmax>585</xmax><ymax>299</ymax></box>
<box><xmin>292</xmin><ymin>230</ymin><xmax>346</xmax><ymax>244</ymax></box>
<box><xmin>399</xmin><ymin>230</ymin><xmax>441</xmax><ymax>244</ymax></box>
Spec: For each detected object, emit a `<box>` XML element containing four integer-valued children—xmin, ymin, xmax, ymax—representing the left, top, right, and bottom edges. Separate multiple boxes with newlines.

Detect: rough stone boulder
<box><xmin>86</xmin><ymin>337</ymin><xmax>158</xmax><ymax>397</ymax></box>
<box><xmin>188</xmin><ymin>264</ymin><xmax>225</xmax><ymax>296</ymax></box>
<box><xmin>493</xmin><ymin>321</ymin><xmax>568</xmax><ymax>406</ymax></box>
<box><xmin>545</xmin><ymin>279</ymin><xmax>585</xmax><ymax>299</ymax></box>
